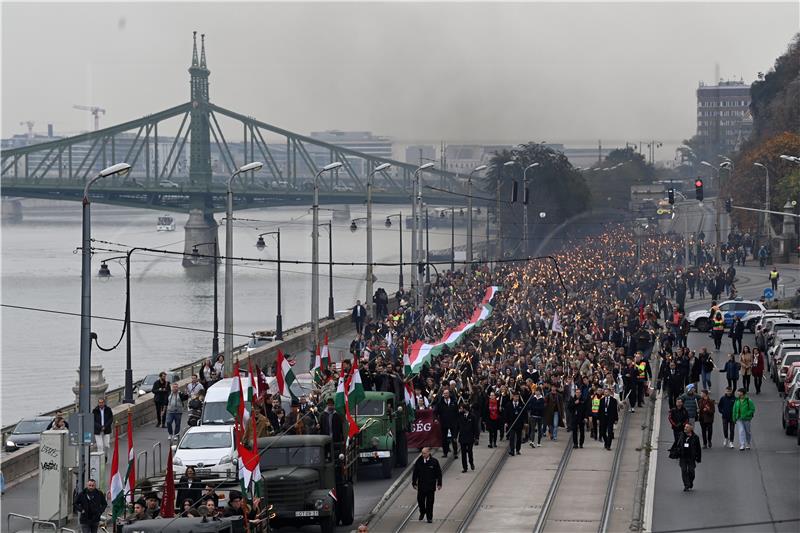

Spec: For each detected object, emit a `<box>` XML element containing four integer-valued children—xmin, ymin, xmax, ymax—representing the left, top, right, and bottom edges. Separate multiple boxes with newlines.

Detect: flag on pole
<box><xmin>125</xmin><ymin>410</ymin><xmax>135</xmax><ymax>505</ymax></box>
<box><xmin>226</xmin><ymin>363</ymin><xmax>242</xmax><ymax>419</ymax></box>
<box><xmin>243</xmin><ymin>359</ymin><xmax>256</xmax><ymax>427</ymax></box>
<box><xmin>403</xmin><ymin>381</ymin><xmax>417</xmax><ymax>423</ymax></box>
<box><xmin>109</xmin><ymin>426</ymin><xmax>125</xmax><ymax>523</ymax></box>
<box><xmin>320</xmin><ymin>333</ymin><xmax>330</xmax><ymax>371</ymax></box>
<box><xmin>276</xmin><ymin>350</ymin><xmax>298</xmax><ymax>400</ymax></box>
<box><xmin>347</xmin><ymin>367</ymin><xmax>366</xmax><ymax>407</ymax></box>
<box><xmin>403</xmin><ymin>340</ymin><xmax>413</xmax><ymax>378</ymax></box>
<box><xmin>343</xmin><ymin>382</ymin><xmax>360</xmax><ymax>439</ymax></box>
<box><xmin>161</xmin><ymin>447</ymin><xmax>175</xmax><ymax>518</ymax></box>
<box><xmin>551</xmin><ymin>311</ymin><xmax>563</xmax><ymax>333</ymax></box>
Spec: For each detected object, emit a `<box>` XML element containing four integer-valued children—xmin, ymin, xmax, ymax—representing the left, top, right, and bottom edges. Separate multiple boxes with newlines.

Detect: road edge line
<box><xmin>642</xmin><ymin>386</ymin><xmax>662</xmax><ymax>532</ymax></box>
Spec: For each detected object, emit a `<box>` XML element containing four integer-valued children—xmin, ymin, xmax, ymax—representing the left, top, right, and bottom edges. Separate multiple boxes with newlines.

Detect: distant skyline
<box><xmin>2</xmin><ymin>2</ymin><xmax>798</xmax><ymax>156</ymax></box>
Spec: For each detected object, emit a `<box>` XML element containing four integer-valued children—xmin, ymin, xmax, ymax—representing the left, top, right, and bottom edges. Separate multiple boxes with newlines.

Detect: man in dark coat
<box><xmin>73</xmin><ymin>478</ymin><xmax>107</xmax><ymax>533</ymax></box>
<box><xmin>598</xmin><ymin>387</ymin><xmax>619</xmax><ymax>450</ymax></box>
<box><xmin>152</xmin><ymin>372</ymin><xmax>170</xmax><ymax>428</ymax></box>
<box><xmin>351</xmin><ymin>300</ymin><xmax>367</xmax><ymax>334</ymax></box>
<box><xmin>504</xmin><ymin>390</ymin><xmax>526</xmax><ymax>456</ymax></box>
<box><xmin>676</xmin><ymin>422</ymin><xmax>702</xmax><ymax>491</ymax></box>
<box><xmin>729</xmin><ymin>316</ymin><xmax>745</xmax><ymax>355</ymax></box>
<box><xmin>456</xmin><ymin>402</ymin><xmax>479</xmax><ymax>472</ymax></box>
<box><xmin>412</xmin><ymin>447</ymin><xmax>442</xmax><ymax>523</ymax></box>
<box><xmin>435</xmin><ymin>389</ymin><xmax>459</xmax><ymax>458</ymax></box>
<box><xmin>569</xmin><ymin>388</ymin><xmax>589</xmax><ymax>449</ymax></box>
<box><xmin>92</xmin><ymin>398</ymin><xmax>113</xmax><ymax>458</ymax></box>
<box><xmin>318</xmin><ymin>399</ymin><xmax>344</xmax><ymax>445</ymax></box>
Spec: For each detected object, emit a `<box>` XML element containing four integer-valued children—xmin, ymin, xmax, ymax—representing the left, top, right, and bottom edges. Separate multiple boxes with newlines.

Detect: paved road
<box><xmin>651</xmin><ymin>295</ymin><xmax>800</xmax><ymax>532</ymax></box>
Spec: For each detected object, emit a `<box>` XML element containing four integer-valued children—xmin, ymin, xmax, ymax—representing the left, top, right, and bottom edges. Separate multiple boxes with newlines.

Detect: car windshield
<box><xmin>141</xmin><ymin>375</ymin><xmax>158</xmax><ymax>386</ymax></box>
<box><xmin>774</xmin><ymin>325</ymin><xmax>800</xmax><ymax>334</ymax></box>
<box><xmin>355</xmin><ymin>400</ymin><xmax>385</xmax><ymax>416</ymax></box>
<box><xmin>202</xmin><ymin>401</ymin><xmax>250</xmax><ymax>424</ymax></box>
<box><xmin>784</xmin><ymin>354</ymin><xmax>800</xmax><ymax>366</ymax></box>
<box><xmin>260</xmin><ymin>446</ymin><xmax>322</xmax><ymax>468</ymax></box>
<box><xmin>14</xmin><ymin>419</ymin><xmax>50</xmax><ymax>434</ymax></box>
<box><xmin>179</xmin><ymin>431</ymin><xmax>231</xmax><ymax>450</ymax></box>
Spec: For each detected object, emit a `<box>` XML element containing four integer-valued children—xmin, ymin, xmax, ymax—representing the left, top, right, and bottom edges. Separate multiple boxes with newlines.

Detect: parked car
<box><xmin>246</xmin><ymin>330</ymin><xmax>277</xmax><ymax>353</ymax></box>
<box><xmin>5</xmin><ymin>417</ymin><xmax>54</xmax><ymax>452</ymax></box>
<box><xmin>687</xmin><ymin>299</ymin><xmax>765</xmax><ymax>332</ymax></box>
<box><xmin>783</xmin><ymin>362</ymin><xmax>800</xmax><ymax>395</ymax></box>
<box><xmin>782</xmin><ymin>383</ymin><xmax>800</xmax><ymax>435</ymax></box>
<box><xmin>333</xmin><ymin>184</ymin><xmax>353</xmax><ymax>192</ymax></box>
<box><xmin>757</xmin><ymin>310</ymin><xmax>792</xmax><ymax>331</ymax></box>
<box><xmin>159</xmin><ymin>180</ymin><xmax>181</xmax><ymax>189</ymax></box>
<box><xmin>138</xmin><ymin>372</ymin><xmax>181</xmax><ymax>396</ymax></box>
<box><xmin>172</xmin><ymin>425</ymin><xmax>237</xmax><ymax>478</ymax></box>
<box><xmin>769</xmin><ymin>338</ymin><xmax>800</xmax><ymax>375</ymax></box>
<box><xmin>775</xmin><ymin>351</ymin><xmax>800</xmax><ymax>390</ymax></box>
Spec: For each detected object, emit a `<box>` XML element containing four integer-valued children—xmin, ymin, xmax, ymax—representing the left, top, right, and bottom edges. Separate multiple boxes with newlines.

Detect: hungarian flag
<box><xmin>336</xmin><ymin>367</ymin><xmax>366</xmax><ymax>414</ymax></box>
<box><xmin>255</xmin><ymin>365</ymin><xmax>269</xmax><ymax>405</ymax></box>
<box><xmin>109</xmin><ymin>426</ymin><xmax>125</xmax><ymax>523</ymax></box>
<box><xmin>243</xmin><ymin>359</ymin><xmax>256</xmax><ymax>427</ymax></box>
<box><xmin>403</xmin><ymin>381</ymin><xmax>417</xmax><ymax>423</ymax></box>
<box><xmin>551</xmin><ymin>311</ymin><xmax>563</xmax><ymax>334</ymax></box>
<box><xmin>161</xmin><ymin>447</ymin><xmax>175</xmax><ymax>518</ymax></box>
<box><xmin>276</xmin><ymin>350</ymin><xmax>298</xmax><ymax>400</ymax></box>
<box><xmin>226</xmin><ymin>363</ymin><xmax>242</xmax><ymax>420</ymax></box>
<box><xmin>403</xmin><ymin>340</ymin><xmax>413</xmax><ymax>378</ymax></box>
<box><xmin>125</xmin><ymin>410</ymin><xmax>135</xmax><ymax>504</ymax></box>
<box><xmin>320</xmin><ymin>333</ymin><xmax>330</xmax><ymax>370</ymax></box>
<box><xmin>313</xmin><ymin>334</ymin><xmax>331</xmax><ymax>385</ymax></box>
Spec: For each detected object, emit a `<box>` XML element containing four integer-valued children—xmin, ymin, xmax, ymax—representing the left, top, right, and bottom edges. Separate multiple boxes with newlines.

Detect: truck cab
<box><xmin>257</xmin><ymin>434</ymin><xmax>355</xmax><ymax>533</ymax></box>
<box><xmin>352</xmin><ymin>391</ymin><xmax>410</xmax><ymax>478</ymax></box>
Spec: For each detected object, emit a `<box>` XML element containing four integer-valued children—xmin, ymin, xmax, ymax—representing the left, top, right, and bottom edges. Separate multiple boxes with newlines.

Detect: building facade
<box><xmin>696</xmin><ymin>80</ymin><xmax>753</xmax><ymax>153</ymax></box>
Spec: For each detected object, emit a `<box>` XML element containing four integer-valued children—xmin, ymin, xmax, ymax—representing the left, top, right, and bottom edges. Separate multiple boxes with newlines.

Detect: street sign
<box><xmin>763</xmin><ymin>287</ymin><xmax>774</xmax><ymax>299</ymax></box>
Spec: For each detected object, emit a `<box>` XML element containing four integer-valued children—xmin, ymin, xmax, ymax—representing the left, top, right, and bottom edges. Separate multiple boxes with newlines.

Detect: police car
<box><xmin>687</xmin><ymin>299</ymin><xmax>765</xmax><ymax>333</ymax></box>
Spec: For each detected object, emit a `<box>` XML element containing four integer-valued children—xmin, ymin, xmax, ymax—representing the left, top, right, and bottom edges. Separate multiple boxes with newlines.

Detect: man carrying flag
<box><xmin>312</xmin><ymin>334</ymin><xmax>330</xmax><ymax>386</ymax></box>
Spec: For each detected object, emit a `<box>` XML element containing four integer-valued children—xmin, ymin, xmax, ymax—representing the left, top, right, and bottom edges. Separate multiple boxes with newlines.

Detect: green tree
<box><xmin>482</xmin><ymin>143</ymin><xmax>590</xmax><ymax>254</ymax></box>
<box><xmin>749</xmin><ymin>33</ymin><xmax>800</xmax><ymax>142</ymax></box>
<box><xmin>586</xmin><ymin>147</ymin><xmax>655</xmax><ymax>210</ymax></box>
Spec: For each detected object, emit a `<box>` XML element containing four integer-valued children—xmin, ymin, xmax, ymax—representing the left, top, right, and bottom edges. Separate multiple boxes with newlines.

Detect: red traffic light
<box><xmin>694</xmin><ymin>179</ymin><xmax>703</xmax><ymax>188</ymax></box>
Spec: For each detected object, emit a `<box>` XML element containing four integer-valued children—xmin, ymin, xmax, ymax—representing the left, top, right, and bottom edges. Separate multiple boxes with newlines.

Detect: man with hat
<box><xmin>319</xmin><ymin>398</ymin><xmax>344</xmax><ymax>445</ymax></box>
<box><xmin>222</xmin><ymin>490</ymin><xmax>261</xmax><ymax>520</ymax></box>
<box><xmin>129</xmin><ymin>499</ymin><xmax>148</xmax><ymax>523</ymax></box>
<box><xmin>144</xmin><ymin>491</ymin><xmax>161</xmax><ymax>519</ymax></box>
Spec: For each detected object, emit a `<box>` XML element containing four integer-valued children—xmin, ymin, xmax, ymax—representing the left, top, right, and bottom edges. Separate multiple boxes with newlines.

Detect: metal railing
<box><xmin>136</xmin><ymin>451</ymin><xmax>148</xmax><ymax>482</ymax></box>
<box><xmin>32</xmin><ymin>520</ymin><xmax>57</xmax><ymax>532</ymax></box>
<box><xmin>151</xmin><ymin>442</ymin><xmax>162</xmax><ymax>477</ymax></box>
<box><xmin>7</xmin><ymin>513</ymin><xmax>34</xmax><ymax>533</ymax></box>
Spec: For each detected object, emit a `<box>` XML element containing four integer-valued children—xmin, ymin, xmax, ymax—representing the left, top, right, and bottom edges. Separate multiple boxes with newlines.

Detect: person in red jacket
<box><xmin>751</xmin><ymin>347</ymin><xmax>765</xmax><ymax>395</ymax></box>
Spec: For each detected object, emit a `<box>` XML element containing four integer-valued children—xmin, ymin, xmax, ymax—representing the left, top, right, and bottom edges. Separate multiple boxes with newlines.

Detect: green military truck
<box><xmin>256</xmin><ymin>434</ymin><xmax>356</xmax><ymax>533</ymax></box>
<box><xmin>319</xmin><ymin>389</ymin><xmax>410</xmax><ymax>479</ymax></box>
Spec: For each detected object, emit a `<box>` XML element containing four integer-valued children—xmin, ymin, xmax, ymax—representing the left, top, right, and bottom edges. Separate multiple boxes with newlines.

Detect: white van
<box><xmin>201</xmin><ymin>376</ymin><xmax>251</xmax><ymax>425</ymax></box>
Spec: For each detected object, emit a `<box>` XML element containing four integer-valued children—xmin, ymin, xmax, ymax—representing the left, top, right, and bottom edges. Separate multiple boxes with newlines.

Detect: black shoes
<box><xmin>419</xmin><ymin>514</ymin><xmax>424</xmax><ymax>521</ymax></box>
<box><xmin>462</xmin><ymin>469</ymin><xmax>467</xmax><ymax>473</ymax></box>
<box><xmin>471</xmin><ymin>464</ymin><xmax>475</xmax><ymax>470</ymax></box>
<box><xmin>427</xmin><ymin>519</ymin><xmax>433</xmax><ymax>523</ymax></box>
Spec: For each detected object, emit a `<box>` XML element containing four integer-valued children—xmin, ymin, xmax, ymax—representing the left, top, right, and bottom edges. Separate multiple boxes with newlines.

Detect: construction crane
<box><xmin>19</xmin><ymin>121</ymin><xmax>35</xmax><ymax>139</ymax></box>
<box><xmin>73</xmin><ymin>105</ymin><xmax>106</xmax><ymax>131</ymax></box>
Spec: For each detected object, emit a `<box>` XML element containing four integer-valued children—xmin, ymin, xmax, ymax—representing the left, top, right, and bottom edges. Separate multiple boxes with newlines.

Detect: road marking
<box><xmin>643</xmin><ymin>388</ymin><xmax>662</xmax><ymax>533</ymax></box>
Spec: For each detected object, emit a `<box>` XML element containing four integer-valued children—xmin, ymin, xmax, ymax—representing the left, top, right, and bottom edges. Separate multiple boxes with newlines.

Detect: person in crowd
<box><xmin>740</xmin><ymin>346</ymin><xmax>753</xmax><ymax>393</ymax></box>
<box><xmin>186</xmin><ymin>373</ymin><xmax>205</xmax><ymax>398</ymax></box>
<box><xmin>721</xmin><ymin>353</ymin><xmax>740</xmax><ymax>390</ymax></box>
<box><xmin>222</xmin><ymin>490</ymin><xmax>261</xmax><ymax>520</ymax></box>
<box><xmin>675</xmin><ymin>422</ymin><xmax>702</xmax><ymax>492</ymax></box>
<box><xmin>569</xmin><ymin>387</ymin><xmax>589</xmax><ymax>449</ymax></box>
<box><xmin>732</xmin><ymin>387</ymin><xmax>756</xmax><ymax>450</ymax></box>
<box><xmin>166</xmin><ymin>382</ymin><xmax>189</xmax><ymax>441</ymax></box>
<box><xmin>457</xmin><ymin>401</ymin><xmax>479</xmax><ymax>472</ymax></box>
<box><xmin>679</xmin><ymin>384</ymin><xmax>700</xmax><ymax>425</ymax></box>
<box><xmin>698</xmin><ymin>348</ymin><xmax>714</xmax><ymax>391</ymax></box>
<box><xmin>352</xmin><ymin>299</ymin><xmax>367</xmax><ymax>334</ymax></box>
<box><xmin>668</xmin><ymin>397</ymin><xmax>689</xmax><ymax>452</ymax></box>
<box><xmin>92</xmin><ymin>397</ymin><xmax>113</xmax><ymax>458</ymax></box>
<box><xmin>527</xmin><ymin>387</ymin><xmax>546</xmax><ymax>448</ymax></box>
<box><xmin>435</xmin><ymin>389</ymin><xmax>459</xmax><ymax>459</ymax></box>
<box><xmin>412</xmin><ymin>447</ymin><xmax>442</xmax><ymax>524</ymax></box>
<box><xmin>484</xmin><ymin>391</ymin><xmax>502</xmax><ymax>448</ymax></box>
<box><xmin>505</xmin><ymin>390</ymin><xmax>526</xmax><ymax>456</ymax></box>
<box><xmin>729</xmin><ymin>316</ymin><xmax>745</xmax><ymax>355</ymax></box>
<box><xmin>718</xmin><ymin>386</ymin><xmax>736</xmax><ymax>448</ymax></box>
<box><xmin>176</xmin><ymin>466</ymin><xmax>202</xmax><ymax>510</ymax></box>
<box><xmin>213</xmin><ymin>355</ymin><xmax>225</xmax><ymax>380</ymax></box>
<box><xmin>598</xmin><ymin>386</ymin><xmax>619</xmax><ymax>451</ymax></box>
<box><xmin>152</xmin><ymin>372</ymin><xmax>170</xmax><ymax>428</ymax></box>
<box><xmin>144</xmin><ymin>492</ymin><xmax>161</xmax><ymax>519</ymax></box>
<box><xmin>711</xmin><ymin>311</ymin><xmax>725</xmax><ymax>351</ymax></box>
<box><xmin>73</xmin><ymin>478</ymin><xmax>107</xmax><ymax>533</ymax></box>
<box><xmin>752</xmin><ymin>348</ymin><xmax>764</xmax><ymax>395</ymax></box>
<box><xmin>697</xmin><ymin>389</ymin><xmax>715</xmax><ymax>448</ymax></box>
<box><xmin>46</xmin><ymin>410</ymin><xmax>69</xmax><ymax>430</ymax></box>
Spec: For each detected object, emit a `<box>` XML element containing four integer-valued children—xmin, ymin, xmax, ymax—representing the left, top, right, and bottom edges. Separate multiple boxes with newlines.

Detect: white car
<box><xmin>172</xmin><ymin>425</ymin><xmax>236</xmax><ymax>478</ymax></box>
<box><xmin>687</xmin><ymin>299</ymin><xmax>765</xmax><ymax>332</ymax></box>
<box><xmin>159</xmin><ymin>180</ymin><xmax>181</xmax><ymax>189</ymax></box>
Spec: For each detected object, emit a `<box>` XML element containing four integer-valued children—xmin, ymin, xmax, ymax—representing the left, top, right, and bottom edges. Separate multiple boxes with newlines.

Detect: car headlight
<box><xmin>172</xmin><ymin>455</ymin><xmax>183</xmax><ymax>466</ymax></box>
<box><xmin>219</xmin><ymin>454</ymin><xmax>232</xmax><ymax>465</ymax></box>
<box><xmin>314</xmin><ymin>499</ymin><xmax>325</xmax><ymax>510</ymax></box>
<box><xmin>371</xmin><ymin>437</ymin><xmax>380</xmax><ymax>448</ymax></box>
<box><xmin>6</xmin><ymin>440</ymin><xmax>16</xmax><ymax>449</ymax></box>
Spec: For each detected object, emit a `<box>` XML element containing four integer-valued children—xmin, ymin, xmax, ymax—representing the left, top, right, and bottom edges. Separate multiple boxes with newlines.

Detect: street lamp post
<box><xmin>523</xmin><ymin>163</ymin><xmax>540</xmax><ymax>258</ymax></box>
<box><xmin>255</xmin><ymin>231</ymin><xmax>282</xmax><ymax>339</ymax></box>
<box><xmin>78</xmin><ymin>162</ymin><xmax>130</xmax><ymax>488</ymax></box>
<box><xmin>366</xmin><ymin>163</ymin><xmax>391</xmax><ymax>317</ymax></box>
<box><xmin>700</xmin><ymin>160</ymin><xmax>722</xmax><ymax>264</ymax></box>
<box><xmin>312</xmin><ymin>162</ymin><xmax>342</xmax><ymax>350</ymax></box>
<box><xmin>754</xmin><ymin>162</ymin><xmax>771</xmax><ymax>247</ymax></box>
<box><xmin>500</xmin><ymin>161</ymin><xmax>514</xmax><ymax>261</ymax></box>
<box><xmin>320</xmin><ymin>221</ymin><xmax>334</xmax><ymax>320</ymax></box>
<box><xmin>191</xmin><ymin>241</ymin><xmax>220</xmax><ymax>358</ymax></box>
<box><xmin>413</xmin><ymin>163</ymin><xmax>434</xmax><ymax>308</ymax></box>
<box><xmin>224</xmin><ymin>161</ymin><xmax>263</xmax><ymax>377</ymax></box>
<box><xmin>467</xmin><ymin>165</ymin><xmax>487</xmax><ymax>269</ymax></box>
<box><xmin>384</xmin><ymin>214</ymin><xmax>404</xmax><ymax>289</ymax></box>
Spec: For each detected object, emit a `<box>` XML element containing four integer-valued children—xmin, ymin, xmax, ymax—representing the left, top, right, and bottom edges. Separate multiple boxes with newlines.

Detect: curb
<box><xmin>359</xmin><ymin>451</ymin><xmax>419</xmax><ymax>528</ymax></box>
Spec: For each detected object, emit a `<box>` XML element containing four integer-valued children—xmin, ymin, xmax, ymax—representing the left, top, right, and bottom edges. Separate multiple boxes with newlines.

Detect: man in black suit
<box><xmin>318</xmin><ymin>399</ymin><xmax>344</xmax><ymax>446</ymax></box>
<box><xmin>457</xmin><ymin>402</ymin><xmax>479</xmax><ymax>472</ymax></box>
<box><xmin>435</xmin><ymin>389</ymin><xmax>459</xmax><ymax>458</ymax></box>
<box><xmin>351</xmin><ymin>300</ymin><xmax>367</xmax><ymax>334</ymax></box>
<box><xmin>412</xmin><ymin>447</ymin><xmax>442</xmax><ymax>523</ymax></box>
<box><xmin>505</xmin><ymin>391</ymin><xmax>526</xmax><ymax>456</ymax></box>
<box><xmin>598</xmin><ymin>387</ymin><xmax>619</xmax><ymax>450</ymax></box>
<box><xmin>569</xmin><ymin>388</ymin><xmax>589</xmax><ymax>449</ymax></box>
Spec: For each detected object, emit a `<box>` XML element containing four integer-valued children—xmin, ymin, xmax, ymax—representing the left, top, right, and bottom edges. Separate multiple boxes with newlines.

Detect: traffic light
<box><xmin>668</xmin><ymin>188</ymin><xmax>675</xmax><ymax>205</ymax></box>
<box><xmin>725</xmin><ymin>198</ymin><xmax>732</xmax><ymax>213</ymax></box>
<box><xmin>694</xmin><ymin>178</ymin><xmax>704</xmax><ymax>202</ymax></box>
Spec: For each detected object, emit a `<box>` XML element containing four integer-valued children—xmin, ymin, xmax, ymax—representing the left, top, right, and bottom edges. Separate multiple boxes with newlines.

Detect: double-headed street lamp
<box><xmin>780</xmin><ymin>154</ymin><xmax>800</xmax><ymax>164</ymax></box>
<box><xmin>191</xmin><ymin>241</ymin><xmax>220</xmax><ymax>359</ymax></box>
<box><xmin>522</xmin><ymin>163</ymin><xmax>540</xmax><ymax>258</ymax></box>
<box><xmin>384</xmin><ymin>213</ymin><xmax>404</xmax><ymax>289</ymax></box>
<box><xmin>466</xmin><ymin>165</ymin><xmax>487</xmax><ymax>268</ymax></box>
<box><xmin>224</xmin><ymin>161</ymin><xmax>263</xmax><ymax>377</ymax></box>
<box><xmin>312</xmin><ymin>162</ymin><xmax>342</xmax><ymax>349</ymax></box>
<box><xmin>255</xmin><ymin>230</ymin><xmax>283</xmax><ymax>340</ymax></box>
<box><xmin>438</xmin><ymin>207</ymin><xmax>464</xmax><ymax>271</ymax></box>
<box><xmin>365</xmin><ymin>162</ymin><xmax>391</xmax><ymax>316</ymax></box>
<box><xmin>498</xmin><ymin>161</ymin><xmax>515</xmax><ymax>261</ymax></box>
<box><xmin>79</xmin><ymin>162</ymin><xmax>131</xmax><ymax>487</ymax></box>
<box><xmin>413</xmin><ymin>163</ymin><xmax>434</xmax><ymax>308</ymax></box>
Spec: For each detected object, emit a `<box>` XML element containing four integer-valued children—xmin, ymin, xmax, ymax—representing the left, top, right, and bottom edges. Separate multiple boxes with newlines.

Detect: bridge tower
<box><xmin>183</xmin><ymin>32</ymin><xmax>219</xmax><ymax>268</ymax></box>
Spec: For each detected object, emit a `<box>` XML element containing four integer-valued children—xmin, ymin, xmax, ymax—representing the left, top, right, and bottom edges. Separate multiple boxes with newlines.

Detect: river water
<box><xmin>1</xmin><ymin>199</ymin><xmax>466</xmax><ymax>426</ymax></box>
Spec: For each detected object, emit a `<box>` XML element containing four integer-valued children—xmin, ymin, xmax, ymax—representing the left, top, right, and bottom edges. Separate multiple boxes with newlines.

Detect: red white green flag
<box><xmin>109</xmin><ymin>426</ymin><xmax>125</xmax><ymax>522</ymax></box>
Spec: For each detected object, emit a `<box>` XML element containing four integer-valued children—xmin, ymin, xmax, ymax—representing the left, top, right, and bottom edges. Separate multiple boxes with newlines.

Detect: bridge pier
<box><xmin>1</xmin><ymin>198</ymin><xmax>23</xmax><ymax>223</ymax></box>
<box><xmin>182</xmin><ymin>208</ymin><xmax>219</xmax><ymax>270</ymax></box>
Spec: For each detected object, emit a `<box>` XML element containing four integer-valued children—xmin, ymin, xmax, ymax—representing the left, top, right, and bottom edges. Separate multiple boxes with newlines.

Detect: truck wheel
<box><xmin>337</xmin><ymin>482</ymin><xmax>355</xmax><ymax>526</ymax></box>
<box><xmin>381</xmin><ymin>456</ymin><xmax>394</xmax><ymax>479</ymax></box>
<box><xmin>320</xmin><ymin>512</ymin><xmax>336</xmax><ymax>533</ymax></box>
<box><xmin>695</xmin><ymin>318</ymin><xmax>710</xmax><ymax>332</ymax></box>
<box><xmin>396</xmin><ymin>432</ymin><xmax>408</xmax><ymax>467</ymax></box>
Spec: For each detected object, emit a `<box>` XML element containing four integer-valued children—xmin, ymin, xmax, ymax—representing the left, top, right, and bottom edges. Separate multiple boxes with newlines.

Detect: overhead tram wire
<box><xmin>87</xmin><ymin>240</ymin><xmax>570</xmax><ymax>294</ymax></box>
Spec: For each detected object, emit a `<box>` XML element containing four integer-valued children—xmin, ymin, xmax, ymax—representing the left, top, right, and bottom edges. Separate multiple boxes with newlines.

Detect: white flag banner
<box><xmin>551</xmin><ymin>311</ymin><xmax>563</xmax><ymax>333</ymax></box>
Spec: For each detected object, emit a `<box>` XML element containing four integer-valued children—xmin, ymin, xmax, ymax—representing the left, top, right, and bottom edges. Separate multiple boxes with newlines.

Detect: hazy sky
<box><xmin>2</xmin><ymin>1</ymin><xmax>798</xmax><ymax>148</ymax></box>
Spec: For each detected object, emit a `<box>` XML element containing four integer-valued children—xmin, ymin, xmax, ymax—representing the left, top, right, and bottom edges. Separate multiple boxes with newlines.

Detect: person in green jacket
<box><xmin>732</xmin><ymin>388</ymin><xmax>755</xmax><ymax>450</ymax></box>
